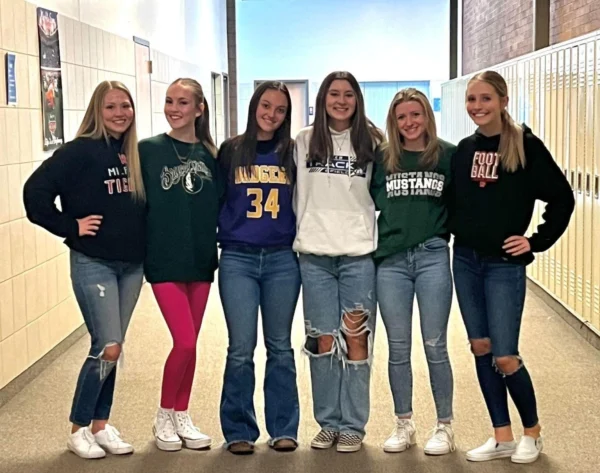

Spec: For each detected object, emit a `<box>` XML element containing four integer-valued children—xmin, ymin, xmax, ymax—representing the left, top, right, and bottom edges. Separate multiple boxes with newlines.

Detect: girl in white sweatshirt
<box><xmin>294</xmin><ymin>71</ymin><xmax>383</xmax><ymax>453</ymax></box>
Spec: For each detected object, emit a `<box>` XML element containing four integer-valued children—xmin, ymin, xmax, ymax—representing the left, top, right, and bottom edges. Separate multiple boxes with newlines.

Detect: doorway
<box><xmin>133</xmin><ymin>37</ymin><xmax>152</xmax><ymax>140</ymax></box>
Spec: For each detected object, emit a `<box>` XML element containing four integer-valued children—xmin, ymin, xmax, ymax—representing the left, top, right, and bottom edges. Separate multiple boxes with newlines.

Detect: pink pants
<box><xmin>152</xmin><ymin>282</ymin><xmax>211</xmax><ymax>411</ymax></box>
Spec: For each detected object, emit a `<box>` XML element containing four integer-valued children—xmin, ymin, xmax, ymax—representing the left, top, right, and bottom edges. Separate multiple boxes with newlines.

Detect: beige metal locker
<box><xmin>592</xmin><ymin>38</ymin><xmax>600</xmax><ymax>330</ymax></box>
<box><xmin>554</xmin><ymin>50</ymin><xmax>567</xmax><ymax>302</ymax></box>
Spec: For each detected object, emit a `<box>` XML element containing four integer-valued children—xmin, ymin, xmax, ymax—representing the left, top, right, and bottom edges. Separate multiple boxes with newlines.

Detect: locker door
<box><xmin>537</xmin><ymin>56</ymin><xmax>549</xmax><ymax>289</ymax></box>
<box><xmin>575</xmin><ymin>45</ymin><xmax>586</xmax><ymax>316</ymax></box>
<box><xmin>528</xmin><ymin>58</ymin><xmax>540</xmax><ymax>282</ymax></box>
<box><xmin>567</xmin><ymin>46</ymin><xmax>578</xmax><ymax>311</ymax></box>
<box><xmin>592</xmin><ymin>38</ymin><xmax>600</xmax><ymax>331</ymax></box>
<box><xmin>543</xmin><ymin>53</ymin><xmax>553</xmax><ymax>290</ymax></box>
<box><xmin>554</xmin><ymin>51</ymin><xmax>566</xmax><ymax>301</ymax></box>
<box><xmin>547</xmin><ymin>52</ymin><xmax>558</xmax><ymax>295</ymax></box>
<box><xmin>583</xmin><ymin>41</ymin><xmax>595</xmax><ymax>323</ymax></box>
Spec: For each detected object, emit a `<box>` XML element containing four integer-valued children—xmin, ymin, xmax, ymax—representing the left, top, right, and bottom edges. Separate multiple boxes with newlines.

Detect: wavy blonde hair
<box><xmin>467</xmin><ymin>71</ymin><xmax>525</xmax><ymax>172</ymax></box>
<box><xmin>76</xmin><ymin>81</ymin><xmax>145</xmax><ymax>201</ymax></box>
<box><xmin>383</xmin><ymin>88</ymin><xmax>439</xmax><ymax>173</ymax></box>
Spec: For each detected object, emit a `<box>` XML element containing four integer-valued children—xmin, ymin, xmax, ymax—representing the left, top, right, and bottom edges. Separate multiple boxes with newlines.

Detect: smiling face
<box><xmin>255</xmin><ymin>89</ymin><xmax>288</xmax><ymax>140</ymax></box>
<box><xmin>395</xmin><ymin>100</ymin><xmax>427</xmax><ymax>146</ymax></box>
<box><xmin>164</xmin><ymin>83</ymin><xmax>203</xmax><ymax>132</ymax></box>
<box><xmin>466</xmin><ymin>80</ymin><xmax>507</xmax><ymax>133</ymax></box>
<box><xmin>325</xmin><ymin>79</ymin><xmax>356</xmax><ymax>130</ymax></box>
<box><xmin>102</xmin><ymin>89</ymin><xmax>134</xmax><ymax>138</ymax></box>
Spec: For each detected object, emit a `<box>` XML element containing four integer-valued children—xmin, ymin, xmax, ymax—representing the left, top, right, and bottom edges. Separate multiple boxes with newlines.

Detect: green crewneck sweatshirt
<box><xmin>139</xmin><ymin>133</ymin><xmax>224</xmax><ymax>283</ymax></box>
<box><xmin>370</xmin><ymin>139</ymin><xmax>455</xmax><ymax>262</ymax></box>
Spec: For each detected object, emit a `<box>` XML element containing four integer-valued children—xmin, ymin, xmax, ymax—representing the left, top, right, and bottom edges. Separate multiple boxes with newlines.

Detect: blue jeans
<box><xmin>69</xmin><ymin>250</ymin><xmax>144</xmax><ymax>426</ymax></box>
<box><xmin>299</xmin><ymin>253</ymin><xmax>376</xmax><ymax>438</ymax></box>
<box><xmin>376</xmin><ymin>237</ymin><xmax>454</xmax><ymax>422</ymax></box>
<box><xmin>453</xmin><ymin>246</ymin><xmax>539</xmax><ymax>429</ymax></box>
<box><xmin>218</xmin><ymin>247</ymin><xmax>301</xmax><ymax>446</ymax></box>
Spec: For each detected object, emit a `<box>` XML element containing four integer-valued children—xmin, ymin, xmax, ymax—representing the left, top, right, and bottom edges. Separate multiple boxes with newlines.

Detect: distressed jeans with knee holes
<box><xmin>69</xmin><ymin>250</ymin><xmax>144</xmax><ymax>427</ymax></box>
<box><xmin>452</xmin><ymin>246</ymin><xmax>539</xmax><ymax>429</ymax></box>
<box><xmin>299</xmin><ymin>253</ymin><xmax>376</xmax><ymax>438</ymax></box>
<box><xmin>376</xmin><ymin>236</ymin><xmax>454</xmax><ymax>422</ymax></box>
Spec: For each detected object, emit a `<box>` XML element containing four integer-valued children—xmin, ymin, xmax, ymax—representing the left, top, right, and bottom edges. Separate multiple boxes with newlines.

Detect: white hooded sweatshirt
<box><xmin>293</xmin><ymin>125</ymin><xmax>377</xmax><ymax>257</ymax></box>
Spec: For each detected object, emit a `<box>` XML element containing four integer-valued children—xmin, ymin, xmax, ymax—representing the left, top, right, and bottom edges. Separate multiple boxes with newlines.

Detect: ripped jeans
<box><xmin>69</xmin><ymin>250</ymin><xmax>144</xmax><ymax>427</ymax></box>
<box><xmin>299</xmin><ymin>253</ymin><xmax>376</xmax><ymax>438</ymax></box>
<box><xmin>453</xmin><ymin>246</ymin><xmax>539</xmax><ymax>429</ymax></box>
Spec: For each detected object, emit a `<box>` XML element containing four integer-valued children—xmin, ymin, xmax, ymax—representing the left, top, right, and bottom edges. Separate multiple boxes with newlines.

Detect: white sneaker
<box><xmin>424</xmin><ymin>422</ymin><xmax>455</xmax><ymax>455</ymax></box>
<box><xmin>173</xmin><ymin>411</ymin><xmax>212</xmax><ymax>449</ymax></box>
<box><xmin>511</xmin><ymin>435</ymin><xmax>543</xmax><ymax>464</ymax></box>
<box><xmin>466</xmin><ymin>437</ymin><xmax>517</xmax><ymax>462</ymax></box>
<box><xmin>94</xmin><ymin>424</ymin><xmax>134</xmax><ymax>455</ymax></box>
<box><xmin>67</xmin><ymin>427</ymin><xmax>106</xmax><ymax>459</ymax></box>
<box><xmin>153</xmin><ymin>407</ymin><xmax>182</xmax><ymax>451</ymax></box>
<box><xmin>383</xmin><ymin>418</ymin><xmax>417</xmax><ymax>453</ymax></box>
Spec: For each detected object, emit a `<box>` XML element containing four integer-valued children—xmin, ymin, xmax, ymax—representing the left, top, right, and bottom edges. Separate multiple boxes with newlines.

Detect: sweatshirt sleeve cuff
<box><xmin>528</xmin><ymin>235</ymin><xmax>546</xmax><ymax>253</ymax></box>
<box><xmin>65</xmin><ymin>218</ymin><xmax>79</xmax><ymax>240</ymax></box>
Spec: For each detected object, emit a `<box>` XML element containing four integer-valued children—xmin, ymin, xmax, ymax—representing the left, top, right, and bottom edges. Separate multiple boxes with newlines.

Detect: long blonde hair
<box><xmin>76</xmin><ymin>81</ymin><xmax>145</xmax><ymax>201</ymax></box>
<box><xmin>168</xmin><ymin>78</ymin><xmax>217</xmax><ymax>157</ymax></box>
<box><xmin>383</xmin><ymin>88</ymin><xmax>439</xmax><ymax>173</ymax></box>
<box><xmin>467</xmin><ymin>71</ymin><xmax>525</xmax><ymax>172</ymax></box>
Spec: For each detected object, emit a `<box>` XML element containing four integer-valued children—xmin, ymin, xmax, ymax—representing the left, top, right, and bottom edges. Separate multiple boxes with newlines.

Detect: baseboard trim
<box><xmin>0</xmin><ymin>324</ymin><xmax>87</xmax><ymax>409</ymax></box>
<box><xmin>527</xmin><ymin>279</ymin><xmax>600</xmax><ymax>351</ymax></box>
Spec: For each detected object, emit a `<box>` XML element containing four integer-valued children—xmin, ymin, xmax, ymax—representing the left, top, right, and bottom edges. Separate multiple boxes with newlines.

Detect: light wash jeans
<box><xmin>219</xmin><ymin>246</ymin><xmax>301</xmax><ymax>446</ymax></box>
<box><xmin>376</xmin><ymin>236</ymin><xmax>454</xmax><ymax>422</ymax></box>
<box><xmin>299</xmin><ymin>253</ymin><xmax>376</xmax><ymax>438</ymax></box>
<box><xmin>69</xmin><ymin>250</ymin><xmax>144</xmax><ymax>426</ymax></box>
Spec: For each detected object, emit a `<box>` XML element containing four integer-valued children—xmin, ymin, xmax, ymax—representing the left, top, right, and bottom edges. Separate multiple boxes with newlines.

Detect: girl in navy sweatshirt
<box><xmin>23</xmin><ymin>81</ymin><xmax>146</xmax><ymax>459</ymax></box>
<box><xmin>449</xmin><ymin>70</ymin><xmax>574</xmax><ymax>464</ymax></box>
<box><xmin>217</xmin><ymin>81</ymin><xmax>299</xmax><ymax>454</ymax></box>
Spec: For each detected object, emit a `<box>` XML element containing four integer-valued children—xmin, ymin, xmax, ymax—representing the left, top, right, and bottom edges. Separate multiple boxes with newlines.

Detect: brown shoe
<box><xmin>271</xmin><ymin>438</ymin><xmax>298</xmax><ymax>452</ymax></box>
<box><xmin>228</xmin><ymin>442</ymin><xmax>254</xmax><ymax>455</ymax></box>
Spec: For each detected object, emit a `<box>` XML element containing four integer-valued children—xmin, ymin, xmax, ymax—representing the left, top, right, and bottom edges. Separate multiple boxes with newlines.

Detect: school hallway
<box><xmin>0</xmin><ymin>279</ymin><xmax>598</xmax><ymax>473</ymax></box>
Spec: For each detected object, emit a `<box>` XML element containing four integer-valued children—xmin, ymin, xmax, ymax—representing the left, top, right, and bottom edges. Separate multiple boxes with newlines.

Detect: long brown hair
<box><xmin>309</xmin><ymin>71</ymin><xmax>383</xmax><ymax>167</ymax></box>
<box><xmin>76</xmin><ymin>80</ymin><xmax>145</xmax><ymax>201</ymax></box>
<box><xmin>467</xmin><ymin>71</ymin><xmax>525</xmax><ymax>172</ymax></box>
<box><xmin>169</xmin><ymin>78</ymin><xmax>217</xmax><ymax>157</ymax></box>
<box><xmin>383</xmin><ymin>88</ymin><xmax>439</xmax><ymax>173</ymax></box>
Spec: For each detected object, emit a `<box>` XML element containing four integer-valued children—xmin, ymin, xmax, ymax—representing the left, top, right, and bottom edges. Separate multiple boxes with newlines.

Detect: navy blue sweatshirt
<box><xmin>23</xmin><ymin>136</ymin><xmax>146</xmax><ymax>263</ymax></box>
<box><xmin>449</xmin><ymin>125</ymin><xmax>575</xmax><ymax>264</ymax></box>
<box><xmin>218</xmin><ymin>137</ymin><xmax>296</xmax><ymax>248</ymax></box>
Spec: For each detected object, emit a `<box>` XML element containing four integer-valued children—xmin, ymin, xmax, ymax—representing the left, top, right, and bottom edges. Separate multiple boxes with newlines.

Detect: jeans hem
<box><xmin>268</xmin><ymin>436</ymin><xmax>298</xmax><ymax>446</ymax></box>
<box><xmin>223</xmin><ymin>439</ymin><xmax>256</xmax><ymax>449</ymax></box>
<box><xmin>492</xmin><ymin>422</ymin><xmax>512</xmax><ymax>428</ymax></box>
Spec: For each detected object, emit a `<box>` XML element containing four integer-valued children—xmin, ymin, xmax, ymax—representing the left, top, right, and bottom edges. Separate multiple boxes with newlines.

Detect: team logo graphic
<box><xmin>385</xmin><ymin>171</ymin><xmax>445</xmax><ymax>198</ymax></box>
<box><xmin>307</xmin><ymin>155</ymin><xmax>367</xmax><ymax>178</ymax></box>
<box><xmin>471</xmin><ymin>151</ymin><xmax>499</xmax><ymax>188</ymax></box>
<box><xmin>160</xmin><ymin>161</ymin><xmax>213</xmax><ymax>194</ymax></box>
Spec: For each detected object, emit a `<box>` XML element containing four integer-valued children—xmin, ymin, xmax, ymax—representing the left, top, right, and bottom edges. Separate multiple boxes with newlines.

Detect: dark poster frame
<box><xmin>37</xmin><ymin>7</ymin><xmax>64</xmax><ymax>151</ymax></box>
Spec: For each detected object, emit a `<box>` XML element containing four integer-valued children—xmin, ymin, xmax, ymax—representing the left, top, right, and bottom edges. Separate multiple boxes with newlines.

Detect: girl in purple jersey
<box><xmin>217</xmin><ymin>81</ymin><xmax>299</xmax><ymax>454</ymax></box>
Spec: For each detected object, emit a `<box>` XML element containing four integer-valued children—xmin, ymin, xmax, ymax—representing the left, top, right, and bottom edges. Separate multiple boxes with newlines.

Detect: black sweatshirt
<box><xmin>23</xmin><ymin>136</ymin><xmax>146</xmax><ymax>263</ymax></box>
<box><xmin>448</xmin><ymin>125</ymin><xmax>575</xmax><ymax>265</ymax></box>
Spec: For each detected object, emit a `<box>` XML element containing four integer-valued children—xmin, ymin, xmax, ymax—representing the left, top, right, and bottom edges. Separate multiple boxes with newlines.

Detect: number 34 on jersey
<box><xmin>247</xmin><ymin>188</ymin><xmax>280</xmax><ymax>219</ymax></box>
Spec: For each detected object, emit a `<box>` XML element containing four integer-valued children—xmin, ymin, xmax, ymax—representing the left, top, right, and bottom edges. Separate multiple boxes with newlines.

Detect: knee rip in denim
<box><xmin>469</xmin><ymin>337</ymin><xmax>492</xmax><ymax>357</ymax></box>
<box><xmin>493</xmin><ymin>355</ymin><xmax>523</xmax><ymax>377</ymax></box>
<box><xmin>88</xmin><ymin>342</ymin><xmax>123</xmax><ymax>380</ymax></box>
<box><xmin>423</xmin><ymin>333</ymin><xmax>449</xmax><ymax>364</ymax></box>
<box><xmin>340</xmin><ymin>304</ymin><xmax>373</xmax><ymax>366</ymax></box>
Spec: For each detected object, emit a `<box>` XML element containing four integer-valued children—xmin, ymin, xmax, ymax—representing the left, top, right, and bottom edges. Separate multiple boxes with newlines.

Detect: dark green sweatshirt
<box><xmin>370</xmin><ymin>139</ymin><xmax>455</xmax><ymax>262</ymax></box>
<box><xmin>139</xmin><ymin>134</ymin><xmax>224</xmax><ymax>283</ymax></box>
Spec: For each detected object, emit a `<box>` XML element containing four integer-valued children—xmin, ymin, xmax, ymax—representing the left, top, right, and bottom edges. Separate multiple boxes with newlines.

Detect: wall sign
<box><xmin>37</xmin><ymin>7</ymin><xmax>65</xmax><ymax>151</ymax></box>
<box><xmin>5</xmin><ymin>53</ymin><xmax>16</xmax><ymax>106</ymax></box>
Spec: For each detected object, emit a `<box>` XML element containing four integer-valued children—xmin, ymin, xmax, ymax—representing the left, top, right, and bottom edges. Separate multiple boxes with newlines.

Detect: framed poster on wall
<box><xmin>37</xmin><ymin>7</ymin><xmax>64</xmax><ymax>151</ymax></box>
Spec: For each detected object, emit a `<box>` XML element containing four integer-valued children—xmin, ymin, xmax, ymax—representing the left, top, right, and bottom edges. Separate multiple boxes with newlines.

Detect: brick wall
<box><xmin>226</xmin><ymin>0</ymin><xmax>238</xmax><ymax>136</ymax></box>
<box><xmin>551</xmin><ymin>0</ymin><xmax>600</xmax><ymax>44</ymax></box>
<box><xmin>462</xmin><ymin>0</ymin><xmax>533</xmax><ymax>74</ymax></box>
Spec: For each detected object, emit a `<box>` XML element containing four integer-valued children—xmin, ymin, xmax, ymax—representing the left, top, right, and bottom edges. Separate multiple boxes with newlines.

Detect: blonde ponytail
<box><xmin>499</xmin><ymin>109</ymin><xmax>525</xmax><ymax>172</ymax></box>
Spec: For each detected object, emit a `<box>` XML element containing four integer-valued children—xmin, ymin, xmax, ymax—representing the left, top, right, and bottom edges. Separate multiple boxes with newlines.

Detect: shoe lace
<box><xmin>429</xmin><ymin>424</ymin><xmax>450</xmax><ymax>445</ymax></box>
<box><xmin>104</xmin><ymin>425</ymin><xmax>122</xmax><ymax>442</ymax></box>
<box><xmin>158</xmin><ymin>411</ymin><xmax>178</xmax><ymax>438</ymax></box>
<box><xmin>392</xmin><ymin>419</ymin><xmax>412</xmax><ymax>441</ymax></box>
<box><xmin>176</xmin><ymin>412</ymin><xmax>199</xmax><ymax>436</ymax></box>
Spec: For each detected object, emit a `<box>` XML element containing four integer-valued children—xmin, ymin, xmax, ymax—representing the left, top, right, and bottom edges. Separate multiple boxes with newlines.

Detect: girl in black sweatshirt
<box><xmin>23</xmin><ymin>81</ymin><xmax>146</xmax><ymax>459</ymax></box>
<box><xmin>449</xmin><ymin>71</ymin><xmax>574</xmax><ymax>464</ymax></box>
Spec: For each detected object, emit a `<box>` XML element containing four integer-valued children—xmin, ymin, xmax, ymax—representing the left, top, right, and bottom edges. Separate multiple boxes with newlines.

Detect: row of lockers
<box><xmin>441</xmin><ymin>30</ymin><xmax>600</xmax><ymax>333</ymax></box>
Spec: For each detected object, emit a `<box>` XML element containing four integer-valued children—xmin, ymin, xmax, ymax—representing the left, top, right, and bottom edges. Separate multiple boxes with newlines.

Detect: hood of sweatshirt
<box><xmin>292</xmin><ymin>125</ymin><xmax>377</xmax><ymax>257</ymax></box>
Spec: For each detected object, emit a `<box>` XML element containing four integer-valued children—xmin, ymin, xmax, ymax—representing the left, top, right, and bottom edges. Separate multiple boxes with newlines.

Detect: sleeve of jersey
<box><xmin>22</xmin><ymin>145</ymin><xmax>80</xmax><ymax>240</ymax></box>
<box><xmin>527</xmin><ymin>136</ymin><xmax>575</xmax><ymax>253</ymax></box>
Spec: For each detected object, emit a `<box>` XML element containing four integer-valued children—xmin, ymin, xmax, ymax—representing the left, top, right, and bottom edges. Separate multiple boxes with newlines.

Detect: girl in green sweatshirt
<box><xmin>370</xmin><ymin>88</ymin><xmax>456</xmax><ymax>456</ymax></box>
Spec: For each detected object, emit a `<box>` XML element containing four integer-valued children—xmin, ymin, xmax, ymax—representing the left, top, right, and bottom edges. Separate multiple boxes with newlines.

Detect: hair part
<box><xmin>223</xmin><ymin>81</ymin><xmax>295</xmax><ymax>184</ymax></box>
<box><xmin>309</xmin><ymin>71</ymin><xmax>383</xmax><ymax>167</ymax></box>
<box><xmin>76</xmin><ymin>80</ymin><xmax>145</xmax><ymax>201</ymax></box>
<box><xmin>169</xmin><ymin>78</ymin><xmax>217</xmax><ymax>157</ymax></box>
<box><xmin>468</xmin><ymin>71</ymin><xmax>525</xmax><ymax>172</ymax></box>
<box><xmin>383</xmin><ymin>88</ymin><xmax>439</xmax><ymax>173</ymax></box>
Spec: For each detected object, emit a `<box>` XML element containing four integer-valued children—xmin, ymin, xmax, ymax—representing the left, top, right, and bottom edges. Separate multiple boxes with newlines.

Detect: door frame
<box><xmin>133</xmin><ymin>36</ymin><xmax>153</xmax><ymax>138</ymax></box>
<box><xmin>253</xmin><ymin>79</ymin><xmax>309</xmax><ymax>126</ymax></box>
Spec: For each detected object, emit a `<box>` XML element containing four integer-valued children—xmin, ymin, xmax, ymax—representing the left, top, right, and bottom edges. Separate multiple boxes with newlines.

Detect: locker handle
<box><xmin>570</xmin><ymin>170</ymin><xmax>575</xmax><ymax>188</ymax></box>
<box><xmin>595</xmin><ymin>175</ymin><xmax>599</xmax><ymax>200</ymax></box>
<box><xmin>586</xmin><ymin>173</ymin><xmax>591</xmax><ymax>196</ymax></box>
<box><xmin>577</xmin><ymin>172</ymin><xmax>582</xmax><ymax>194</ymax></box>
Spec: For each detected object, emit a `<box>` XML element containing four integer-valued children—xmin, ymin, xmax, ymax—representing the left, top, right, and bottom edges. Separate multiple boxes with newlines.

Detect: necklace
<box><xmin>332</xmin><ymin>132</ymin><xmax>349</xmax><ymax>152</ymax></box>
<box><xmin>169</xmin><ymin>136</ymin><xmax>196</xmax><ymax>163</ymax></box>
